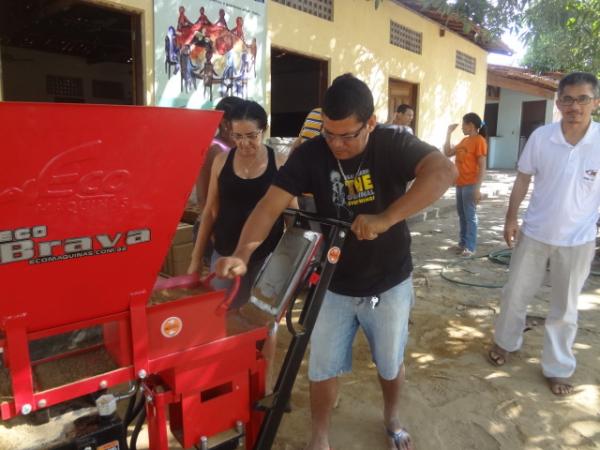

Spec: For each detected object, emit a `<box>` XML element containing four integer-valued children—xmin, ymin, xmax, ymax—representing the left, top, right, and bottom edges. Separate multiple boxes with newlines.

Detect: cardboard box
<box><xmin>161</xmin><ymin>223</ymin><xmax>194</xmax><ymax>276</ymax></box>
<box><xmin>181</xmin><ymin>206</ymin><xmax>201</xmax><ymax>225</ymax></box>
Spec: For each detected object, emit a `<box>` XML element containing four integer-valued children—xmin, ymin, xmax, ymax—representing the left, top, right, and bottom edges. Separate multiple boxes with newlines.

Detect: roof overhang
<box><xmin>488</xmin><ymin>64</ymin><xmax>561</xmax><ymax>100</ymax></box>
<box><xmin>393</xmin><ymin>0</ymin><xmax>512</xmax><ymax>55</ymax></box>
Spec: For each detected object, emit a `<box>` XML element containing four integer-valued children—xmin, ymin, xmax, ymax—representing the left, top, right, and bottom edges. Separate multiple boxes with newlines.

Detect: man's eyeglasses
<box><xmin>231</xmin><ymin>130</ymin><xmax>262</xmax><ymax>142</ymax></box>
<box><xmin>322</xmin><ymin>122</ymin><xmax>366</xmax><ymax>143</ymax></box>
<box><xmin>558</xmin><ymin>95</ymin><xmax>596</xmax><ymax>106</ymax></box>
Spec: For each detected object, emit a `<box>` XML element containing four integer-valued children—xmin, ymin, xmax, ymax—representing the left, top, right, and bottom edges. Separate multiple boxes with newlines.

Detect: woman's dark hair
<box><xmin>463</xmin><ymin>112</ymin><xmax>487</xmax><ymax>138</ymax></box>
<box><xmin>215</xmin><ymin>96</ymin><xmax>245</xmax><ymax>121</ymax></box>
<box><xmin>323</xmin><ymin>73</ymin><xmax>374</xmax><ymax>123</ymax></box>
<box><xmin>229</xmin><ymin>100</ymin><xmax>268</xmax><ymax>131</ymax></box>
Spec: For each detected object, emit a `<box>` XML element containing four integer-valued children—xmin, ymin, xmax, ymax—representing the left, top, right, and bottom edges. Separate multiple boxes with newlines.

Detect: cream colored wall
<box><xmin>268</xmin><ymin>0</ymin><xmax>489</xmax><ymax>148</ymax></box>
<box><xmin>1</xmin><ymin>0</ymin><xmax>488</xmax><ymax>134</ymax></box>
<box><xmin>88</xmin><ymin>0</ymin><xmax>155</xmax><ymax>104</ymax></box>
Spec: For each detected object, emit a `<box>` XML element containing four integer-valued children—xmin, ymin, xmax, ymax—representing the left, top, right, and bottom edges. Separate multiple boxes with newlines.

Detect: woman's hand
<box><xmin>447</xmin><ymin>123</ymin><xmax>459</xmax><ymax>133</ymax></box>
<box><xmin>473</xmin><ymin>187</ymin><xmax>482</xmax><ymax>205</ymax></box>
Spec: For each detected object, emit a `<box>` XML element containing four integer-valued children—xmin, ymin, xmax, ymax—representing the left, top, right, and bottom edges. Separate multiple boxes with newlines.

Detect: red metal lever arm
<box><xmin>153</xmin><ymin>272</ymin><xmax>240</xmax><ymax>313</ymax></box>
<box><xmin>153</xmin><ymin>273</ymin><xmax>200</xmax><ymax>290</ymax></box>
<box><xmin>200</xmin><ymin>273</ymin><xmax>241</xmax><ymax>314</ymax></box>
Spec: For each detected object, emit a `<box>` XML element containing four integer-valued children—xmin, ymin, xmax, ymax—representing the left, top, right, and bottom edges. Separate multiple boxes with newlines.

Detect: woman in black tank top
<box><xmin>188</xmin><ymin>100</ymin><xmax>289</xmax><ymax>309</ymax></box>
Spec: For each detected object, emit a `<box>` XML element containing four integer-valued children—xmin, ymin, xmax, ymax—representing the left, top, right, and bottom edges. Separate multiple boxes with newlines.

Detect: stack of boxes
<box><xmin>160</xmin><ymin>222</ymin><xmax>194</xmax><ymax>277</ymax></box>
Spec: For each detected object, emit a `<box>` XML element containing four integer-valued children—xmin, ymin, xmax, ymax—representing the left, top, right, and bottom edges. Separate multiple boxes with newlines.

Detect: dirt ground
<box><xmin>271</xmin><ymin>173</ymin><xmax>600</xmax><ymax>450</ymax></box>
<box><xmin>1</xmin><ymin>173</ymin><xmax>599</xmax><ymax>450</ymax></box>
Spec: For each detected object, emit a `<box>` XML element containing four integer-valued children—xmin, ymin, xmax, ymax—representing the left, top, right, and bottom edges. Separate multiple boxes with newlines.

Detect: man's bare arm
<box><xmin>352</xmin><ymin>151</ymin><xmax>457</xmax><ymax>240</ymax></box>
<box><xmin>504</xmin><ymin>171</ymin><xmax>532</xmax><ymax>247</ymax></box>
<box><xmin>385</xmin><ymin>151</ymin><xmax>456</xmax><ymax>223</ymax></box>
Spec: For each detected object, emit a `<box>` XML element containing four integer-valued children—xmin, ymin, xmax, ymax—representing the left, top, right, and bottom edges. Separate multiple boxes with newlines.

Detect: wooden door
<box><xmin>388</xmin><ymin>78</ymin><xmax>418</xmax><ymax>131</ymax></box>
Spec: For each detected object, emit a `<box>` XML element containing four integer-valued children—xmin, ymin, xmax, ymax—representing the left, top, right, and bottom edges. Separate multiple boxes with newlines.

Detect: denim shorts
<box><xmin>308</xmin><ymin>277</ymin><xmax>414</xmax><ymax>382</ymax></box>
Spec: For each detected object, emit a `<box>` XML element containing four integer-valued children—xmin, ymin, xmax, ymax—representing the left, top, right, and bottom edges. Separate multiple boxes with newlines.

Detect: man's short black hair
<box><xmin>396</xmin><ymin>104</ymin><xmax>413</xmax><ymax>114</ymax></box>
<box><xmin>323</xmin><ymin>73</ymin><xmax>374</xmax><ymax>123</ymax></box>
<box><xmin>558</xmin><ymin>72</ymin><xmax>599</xmax><ymax>97</ymax></box>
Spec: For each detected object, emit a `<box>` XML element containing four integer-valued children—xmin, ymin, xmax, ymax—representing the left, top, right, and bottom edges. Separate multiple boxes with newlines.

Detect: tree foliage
<box><xmin>366</xmin><ymin>0</ymin><xmax>599</xmax><ymax>76</ymax></box>
<box><xmin>521</xmin><ymin>0</ymin><xmax>600</xmax><ymax>75</ymax></box>
<box><xmin>422</xmin><ymin>0</ymin><xmax>528</xmax><ymax>37</ymax></box>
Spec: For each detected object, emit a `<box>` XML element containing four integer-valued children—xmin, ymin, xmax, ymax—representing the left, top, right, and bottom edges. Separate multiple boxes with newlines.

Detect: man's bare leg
<box><xmin>305</xmin><ymin>377</ymin><xmax>338</xmax><ymax>450</ymax></box>
<box><xmin>379</xmin><ymin>364</ymin><xmax>413</xmax><ymax>450</ymax></box>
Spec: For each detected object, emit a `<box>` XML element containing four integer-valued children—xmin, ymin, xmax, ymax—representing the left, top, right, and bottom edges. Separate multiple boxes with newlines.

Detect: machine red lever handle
<box><xmin>153</xmin><ymin>273</ymin><xmax>200</xmax><ymax>290</ymax></box>
<box><xmin>201</xmin><ymin>273</ymin><xmax>241</xmax><ymax>314</ymax></box>
<box><xmin>153</xmin><ymin>272</ymin><xmax>240</xmax><ymax>312</ymax></box>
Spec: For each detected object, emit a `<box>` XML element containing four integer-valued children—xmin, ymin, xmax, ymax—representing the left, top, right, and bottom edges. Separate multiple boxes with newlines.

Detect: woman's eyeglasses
<box><xmin>231</xmin><ymin>130</ymin><xmax>262</xmax><ymax>142</ymax></box>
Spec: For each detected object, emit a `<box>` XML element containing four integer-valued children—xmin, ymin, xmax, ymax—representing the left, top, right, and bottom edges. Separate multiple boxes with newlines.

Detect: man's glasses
<box><xmin>322</xmin><ymin>122</ymin><xmax>366</xmax><ymax>143</ymax></box>
<box><xmin>558</xmin><ymin>95</ymin><xmax>596</xmax><ymax>106</ymax></box>
<box><xmin>231</xmin><ymin>130</ymin><xmax>262</xmax><ymax>142</ymax></box>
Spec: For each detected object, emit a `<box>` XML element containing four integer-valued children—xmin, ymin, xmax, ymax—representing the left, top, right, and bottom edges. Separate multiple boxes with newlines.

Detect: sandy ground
<box><xmin>271</xmin><ymin>172</ymin><xmax>600</xmax><ymax>450</ymax></box>
<box><xmin>1</xmin><ymin>172</ymin><xmax>599</xmax><ymax>450</ymax></box>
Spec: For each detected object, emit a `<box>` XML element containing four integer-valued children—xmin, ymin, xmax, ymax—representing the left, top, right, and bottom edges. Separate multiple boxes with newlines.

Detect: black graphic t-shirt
<box><xmin>273</xmin><ymin>124</ymin><xmax>436</xmax><ymax>297</ymax></box>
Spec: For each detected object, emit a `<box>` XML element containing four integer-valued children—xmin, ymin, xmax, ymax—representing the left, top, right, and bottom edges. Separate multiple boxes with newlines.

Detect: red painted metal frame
<box><xmin>0</xmin><ymin>103</ymin><xmax>272</xmax><ymax>449</ymax></box>
<box><xmin>142</xmin><ymin>326</ymin><xmax>267</xmax><ymax>450</ymax></box>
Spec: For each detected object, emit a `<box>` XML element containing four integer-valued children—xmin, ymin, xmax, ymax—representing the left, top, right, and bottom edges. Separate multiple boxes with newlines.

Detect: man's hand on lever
<box><xmin>351</xmin><ymin>213</ymin><xmax>391</xmax><ymax>240</ymax></box>
<box><xmin>216</xmin><ymin>256</ymin><xmax>248</xmax><ymax>278</ymax></box>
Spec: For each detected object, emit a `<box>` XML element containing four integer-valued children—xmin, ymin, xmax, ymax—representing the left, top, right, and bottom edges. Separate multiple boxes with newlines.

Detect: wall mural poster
<box><xmin>154</xmin><ymin>0</ymin><xmax>266</xmax><ymax>108</ymax></box>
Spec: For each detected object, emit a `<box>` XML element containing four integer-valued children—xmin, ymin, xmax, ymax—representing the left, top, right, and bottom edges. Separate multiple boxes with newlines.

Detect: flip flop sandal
<box><xmin>386</xmin><ymin>427</ymin><xmax>412</xmax><ymax>450</ymax></box>
<box><xmin>487</xmin><ymin>346</ymin><xmax>508</xmax><ymax>367</ymax></box>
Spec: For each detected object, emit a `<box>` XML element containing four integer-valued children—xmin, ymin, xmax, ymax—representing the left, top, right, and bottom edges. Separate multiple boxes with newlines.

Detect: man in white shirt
<box><xmin>392</xmin><ymin>104</ymin><xmax>414</xmax><ymax>135</ymax></box>
<box><xmin>488</xmin><ymin>72</ymin><xmax>600</xmax><ymax>395</ymax></box>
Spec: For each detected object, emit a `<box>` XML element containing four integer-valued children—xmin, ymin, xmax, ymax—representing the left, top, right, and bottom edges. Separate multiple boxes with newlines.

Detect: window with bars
<box><xmin>272</xmin><ymin>0</ymin><xmax>333</xmax><ymax>21</ymax></box>
<box><xmin>390</xmin><ymin>21</ymin><xmax>422</xmax><ymax>55</ymax></box>
<box><xmin>46</xmin><ymin>75</ymin><xmax>84</xmax><ymax>98</ymax></box>
<box><xmin>455</xmin><ymin>51</ymin><xmax>476</xmax><ymax>74</ymax></box>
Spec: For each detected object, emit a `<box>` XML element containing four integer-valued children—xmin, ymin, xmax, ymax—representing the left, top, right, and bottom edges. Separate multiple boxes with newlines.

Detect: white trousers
<box><xmin>494</xmin><ymin>233</ymin><xmax>595</xmax><ymax>378</ymax></box>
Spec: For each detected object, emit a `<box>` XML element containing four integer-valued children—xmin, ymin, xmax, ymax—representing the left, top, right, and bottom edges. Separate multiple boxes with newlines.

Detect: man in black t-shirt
<box><xmin>216</xmin><ymin>74</ymin><xmax>456</xmax><ymax>450</ymax></box>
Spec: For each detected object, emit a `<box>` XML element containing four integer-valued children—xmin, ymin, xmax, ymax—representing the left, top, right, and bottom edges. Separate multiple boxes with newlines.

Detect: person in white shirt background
<box><xmin>392</xmin><ymin>104</ymin><xmax>415</xmax><ymax>135</ymax></box>
<box><xmin>488</xmin><ymin>72</ymin><xmax>600</xmax><ymax>396</ymax></box>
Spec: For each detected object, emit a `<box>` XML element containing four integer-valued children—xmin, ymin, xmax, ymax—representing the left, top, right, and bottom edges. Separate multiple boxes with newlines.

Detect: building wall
<box><xmin>268</xmin><ymin>0</ymin><xmax>489</xmax><ymax>147</ymax></box>
<box><xmin>1</xmin><ymin>47</ymin><xmax>133</xmax><ymax>104</ymax></box>
<box><xmin>85</xmin><ymin>0</ymin><xmax>154</xmax><ymax>104</ymax></box>
<box><xmin>489</xmin><ymin>89</ymin><xmax>554</xmax><ymax>169</ymax></box>
<box><xmin>1</xmin><ymin>0</ymin><xmax>489</xmax><ymax>147</ymax></box>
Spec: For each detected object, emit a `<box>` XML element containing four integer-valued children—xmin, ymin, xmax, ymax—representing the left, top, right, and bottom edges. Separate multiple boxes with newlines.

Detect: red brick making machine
<box><xmin>0</xmin><ymin>102</ymin><xmax>350</xmax><ymax>450</ymax></box>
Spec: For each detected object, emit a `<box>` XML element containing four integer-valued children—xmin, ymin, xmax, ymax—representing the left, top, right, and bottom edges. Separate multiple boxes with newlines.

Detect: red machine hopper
<box><xmin>0</xmin><ymin>102</ymin><xmax>268</xmax><ymax>449</ymax></box>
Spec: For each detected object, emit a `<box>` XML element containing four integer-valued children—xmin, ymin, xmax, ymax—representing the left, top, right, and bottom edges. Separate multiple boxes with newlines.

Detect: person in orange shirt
<box><xmin>443</xmin><ymin>113</ymin><xmax>487</xmax><ymax>257</ymax></box>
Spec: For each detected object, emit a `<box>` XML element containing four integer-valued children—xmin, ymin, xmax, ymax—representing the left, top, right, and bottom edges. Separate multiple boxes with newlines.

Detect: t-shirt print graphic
<box><xmin>330</xmin><ymin>169</ymin><xmax>352</xmax><ymax>219</ymax></box>
<box><xmin>344</xmin><ymin>168</ymin><xmax>375</xmax><ymax>207</ymax></box>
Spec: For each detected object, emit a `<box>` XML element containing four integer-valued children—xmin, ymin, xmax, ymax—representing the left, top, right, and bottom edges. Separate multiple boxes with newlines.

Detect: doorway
<box><xmin>484</xmin><ymin>103</ymin><xmax>499</xmax><ymax>137</ymax></box>
<box><xmin>519</xmin><ymin>100</ymin><xmax>546</xmax><ymax>157</ymax></box>
<box><xmin>388</xmin><ymin>78</ymin><xmax>418</xmax><ymax>131</ymax></box>
<box><xmin>270</xmin><ymin>48</ymin><xmax>328</xmax><ymax>137</ymax></box>
<box><xmin>0</xmin><ymin>1</ymin><xmax>143</xmax><ymax>105</ymax></box>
